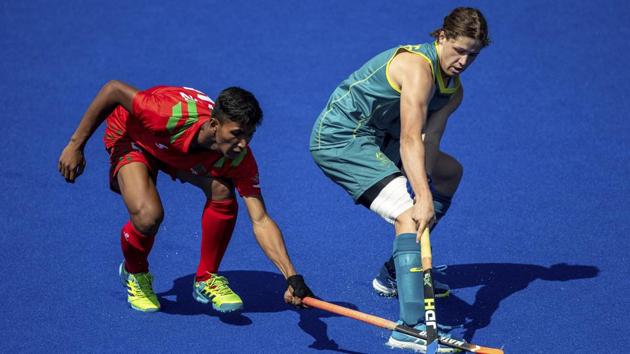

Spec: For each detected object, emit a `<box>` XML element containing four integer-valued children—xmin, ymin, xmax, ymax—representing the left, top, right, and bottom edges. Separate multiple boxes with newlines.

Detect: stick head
<box><xmin>426</xmin><ymin>340</ymin><xmax>439</xmax><ymax>354</ymax></box>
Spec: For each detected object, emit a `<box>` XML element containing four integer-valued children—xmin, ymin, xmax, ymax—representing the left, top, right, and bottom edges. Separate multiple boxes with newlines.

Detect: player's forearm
<box><xmin>399</xmin><ymin>87</ymin><xmax>432</xmax><ymax>202</ymax></box>
<box><xmin>252</xmin><ymin>216</ymin><xmax>297</xmax><ymax>279</ymax></box>
<box><xmin>400</xmin><ymin>136</ymin><xmax>431</xmax><ymax>201</ymax></box>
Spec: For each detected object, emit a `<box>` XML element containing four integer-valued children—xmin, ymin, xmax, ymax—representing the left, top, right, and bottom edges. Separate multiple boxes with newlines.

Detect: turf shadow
<box><xmin>436</xmin><ymin>262</ymin><xmax>599</xmax><ymax>341</ymax></box>
<box><xmin>156</xmin><ymin>270</ymin><xmax>365</xmax><ymax>353</ymax></box>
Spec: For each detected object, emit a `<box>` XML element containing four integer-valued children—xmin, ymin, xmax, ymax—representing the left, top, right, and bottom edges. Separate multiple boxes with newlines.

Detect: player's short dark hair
<box><xmin>212</xmin><ymin>87</ymin><xmax>263</xmax><ymax>129</ymax></box>
<box><xmin>431</xmin><ymin>7</ymin><xmax>490</xmax><ymax>48</ymax></box>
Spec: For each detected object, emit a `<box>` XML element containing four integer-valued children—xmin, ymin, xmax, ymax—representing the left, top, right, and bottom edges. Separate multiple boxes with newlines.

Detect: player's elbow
<box><xmin>99</xmin><ymin>80</ymin><xmax>137</xmax><ymax>111</ymax></box>
<box><xmin>400</xmin><ymin>134</ymin><xmax>422</xmax><ymax>151</ymax></box>
<box><xmin>251</xmin><ymin>212</ymin><xmax>271</xmax><ymax>228</ymax></box>
<box><xmin>102</xmin><ymin>80</ymin><xmax>123</xmax><ymax>93</ymax></box>
<box><xmin>98</xmin><ymin>80</ymin><xmax>126</xmax><ymax>101</ymax></box>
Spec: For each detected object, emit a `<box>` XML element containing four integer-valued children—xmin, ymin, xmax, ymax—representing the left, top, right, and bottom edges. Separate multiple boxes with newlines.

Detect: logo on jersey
<box><xmin>252</xmin><ymin>173</ymin><xmax>260</xmax><ymax>188</ymax></box>
<box><xmin>155</xmin><ymin>142</ymin><xmax>169</xmax><ymax>150</ymax></box>
<box><xmin>375</xmin><ymin>152</ymin><xmax>391</xmax><ymax>166</ymax></box>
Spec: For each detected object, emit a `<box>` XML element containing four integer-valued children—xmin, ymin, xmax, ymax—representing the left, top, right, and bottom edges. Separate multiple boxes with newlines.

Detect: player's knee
<box><xmin>433</xmin><ymin>155</ymin><xmax>463</xmax><ymax>193</ymax></box>
<box><xmin>394</xmin><ymin>208</ymin><xmax>415</xmax><ymax>232</ymax></box>
<box><xmin>440</xmin><ymin>154</ymin><xmax>463</xmax><ymax>182</ymax></box>
<box><xmin>130</xmin><ymin>204</ymin><xmax>164</xmax><ymax>235</ymax></box>
<box><xmin>435</xmin><ymin>153</ymin><xmax>463</xmax><ymax>181</ymax></box>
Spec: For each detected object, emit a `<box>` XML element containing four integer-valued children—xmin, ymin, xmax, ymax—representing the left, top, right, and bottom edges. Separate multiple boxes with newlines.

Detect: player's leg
<box><xmin>311</xmin><ymin>139</ymin><xmax>452</xmax><ymax>350</ymax></box>
<box><xmin>355</xmin><ymin>177</ymin><xmax>423</xmax><ymax>330</ymax></box>
<box><xmin>115</xmin><ymin>160</ymin><xmax>163</xmax><ymax>313</ymax></box>
<box><xmin>358</xmin><ymin>176</ymin><xmax>456</xmax><ymax>352</ymax></box>
<box><xmin>375</xmin><ymin>151</ymin><xmax>461</xmax><ymax>298</ymax></box>
<box><xmin>427</xmin><ymin>150</ymin><xmax>463</xmax><ymax>207</ymax></box>
<box><xmin>176</xmin><ymin>171</ymin><xmax>243</xmax><ymax>312</ymax></box>
<box><xmin>107</xmin><ymin>136</ymin><xmax>163</xmax><ymax>312</ymax></box>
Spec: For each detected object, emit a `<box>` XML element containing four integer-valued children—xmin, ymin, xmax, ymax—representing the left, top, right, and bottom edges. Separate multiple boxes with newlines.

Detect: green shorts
<box><xmin>310</xmin><ymin>135</ymin><xmax>401</xmax><ymax>202</ymax></box>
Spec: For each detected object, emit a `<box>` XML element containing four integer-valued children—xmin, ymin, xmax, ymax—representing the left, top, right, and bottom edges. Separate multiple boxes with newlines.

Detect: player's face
<box><xmin>438</xmin><ymin>34</ymin><xmax>483</xmax><ymax>77</ymax></box>
<box><xmin>213</xmin><ymin>119</ymin><xmax>255</xmax><ymax>158</ymax></box>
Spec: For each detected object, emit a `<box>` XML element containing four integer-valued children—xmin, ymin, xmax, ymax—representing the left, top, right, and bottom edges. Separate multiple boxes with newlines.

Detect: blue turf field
<box><xmin>2</xmin><ymin>1</ymin><xmax>629</xmax><ymax>353</ymax></box>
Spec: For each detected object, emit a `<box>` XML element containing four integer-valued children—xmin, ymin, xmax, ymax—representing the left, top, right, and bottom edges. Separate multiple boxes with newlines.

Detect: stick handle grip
<box><xmin>420</xmin><ymin>227</ymin><xmax>432</xmax><ymax>270</ymax></box>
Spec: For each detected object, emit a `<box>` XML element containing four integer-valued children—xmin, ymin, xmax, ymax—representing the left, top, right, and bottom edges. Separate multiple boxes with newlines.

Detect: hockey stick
<box><xmin>302</xmin><ymin>296</ymin><xmax>503</xmax><ymax>354</ymax></box>
<box><xmin>420</xmin><ymin>227</ymin><xmax>439</xmax><ymax>353</ymax></box>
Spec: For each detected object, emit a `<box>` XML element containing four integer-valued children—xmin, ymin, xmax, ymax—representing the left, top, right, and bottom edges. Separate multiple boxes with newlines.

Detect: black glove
<box><xmin>286</xmin><ymin>274</ymin><xmax>314</xmax><ymax>298</ymax></box>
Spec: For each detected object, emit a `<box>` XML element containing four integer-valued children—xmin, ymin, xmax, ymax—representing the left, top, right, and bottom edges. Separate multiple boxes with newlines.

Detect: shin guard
<box><xmin>393</xmin><ymin>233</ymin><xmax>423</xmax><ymax>326</ymax></box>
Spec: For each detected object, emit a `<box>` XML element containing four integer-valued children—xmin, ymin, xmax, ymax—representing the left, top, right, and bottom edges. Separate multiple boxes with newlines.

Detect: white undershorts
<box><xmin>368</xmin><ymin>176</ymin><xmax>413</xmax><ymax>224</ymax></box>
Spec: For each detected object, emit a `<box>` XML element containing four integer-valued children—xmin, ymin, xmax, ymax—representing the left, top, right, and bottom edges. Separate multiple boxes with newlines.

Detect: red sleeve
<box><xmin>131</xmin><ymin>86</ymin><xmax>173</xmax><ymax>134</ymax></box>
<box><xmin>225</xmin><ymin>150</ymin><xmax>262</xmax><ymax>197</ymax></box>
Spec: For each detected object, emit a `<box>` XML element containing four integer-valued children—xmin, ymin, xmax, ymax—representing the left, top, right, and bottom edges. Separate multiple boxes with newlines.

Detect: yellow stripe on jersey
<box><xmin>386</xmin><ymin>45</ymin><xmax>434</xmax><ymax>94</ymax></box>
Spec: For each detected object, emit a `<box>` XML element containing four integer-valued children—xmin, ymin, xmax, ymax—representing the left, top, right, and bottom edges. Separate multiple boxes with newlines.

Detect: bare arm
<box><xmin>424</xmin><ymin>86</ymin><xmax>463</xmax><ymax>175</ymax></box>
<box><xmin>58</xmin><ymin>80</ymin><xmax>139</xmax><ymax>182</ymax></box>
<box><xmin>243</xmin><ymin>194</ymin><xmax>313</xmax><ymax>306</ymax></box>
<box><xmin>243</xmin><ymin>195</ymin><xmax>297</xmax><ymax>278</ymax></box>
<box><xmin>390</xmin><ymin>52</ymin><xmax>436</xmax><ymax>238</ymax></box>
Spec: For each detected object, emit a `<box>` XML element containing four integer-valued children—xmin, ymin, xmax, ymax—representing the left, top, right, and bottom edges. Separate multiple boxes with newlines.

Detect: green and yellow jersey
<box><xmin>310</xmin><ymin>41</ymin><xmax>460</xmax><ymax>151</ymax></box>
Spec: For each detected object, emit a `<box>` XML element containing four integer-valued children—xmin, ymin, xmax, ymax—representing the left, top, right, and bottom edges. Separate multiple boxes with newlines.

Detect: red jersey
<box><xmin>104</xmin><ymin>86</ymin><xmax>261</xmax><ymax>197</ymax></box>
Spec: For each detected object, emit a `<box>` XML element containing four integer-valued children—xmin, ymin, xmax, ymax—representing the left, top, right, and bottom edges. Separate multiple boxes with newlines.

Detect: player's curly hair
<box><xmin>431</xmin><ymin>7</ymin><xmax>490</xmax><ymax>48</ymax></box>
<box><xmin>212</xmin><ymin>87</ymin><xmax>263</xmax><ymax>128</ymax></box>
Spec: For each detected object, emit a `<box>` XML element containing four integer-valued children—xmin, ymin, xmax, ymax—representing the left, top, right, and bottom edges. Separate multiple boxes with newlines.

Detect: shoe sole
<box><xmin>386</xmin><ymin>337</ymin><xmax>458</xmax><ymax>353</ymax></box>
<box><xmin>129</xmin><ymin>304</ymin><xmax>160</xmax><ymax>313</ymax></box>
<box><xmin>118</xmin><ymin>262</ymin><xmax>127</xmax><ymax>285</ymax></box>
<box><xmin>193</xmin><ymin>291</ymin><xmax>244</xmax><ymax>313</ymax></box>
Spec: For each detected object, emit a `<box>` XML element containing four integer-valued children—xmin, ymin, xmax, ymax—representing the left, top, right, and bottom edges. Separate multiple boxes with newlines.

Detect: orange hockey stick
<box><xmin>302</xmin><ymin>296</ymin><xmax>504</xmax><ymax>354</ymax></box>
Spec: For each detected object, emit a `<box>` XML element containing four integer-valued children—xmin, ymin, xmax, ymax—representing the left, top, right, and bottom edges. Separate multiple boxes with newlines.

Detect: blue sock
<box><xmin>430</xmin><ymin>185</ymin><xmax>452</xmax><ymax>222</ymax></box>
<box><xmin>393</xmin><ymin>233</ymin><xmax>423</xmax><ymax>326</ymax></box>
<box><xmin>406</xmin><ymin>180</ymin><xmax>453</xmax><ymax>223</ymax></box>
<box><xmin>384</xmin><ymin>189</ymin><xmax>452</xmax><ymax>279</ymax></box>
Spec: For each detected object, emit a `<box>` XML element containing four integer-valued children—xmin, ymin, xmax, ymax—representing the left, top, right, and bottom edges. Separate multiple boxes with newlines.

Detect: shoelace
<box><xmin>131</xmin><ymin>274</ymin><xmax>155</xmax><ymax>297</ymax></box>
<box><xmin>205</xmin><ymin>276</ymin><xmax>235</xmax><ymax>296</ymax></box>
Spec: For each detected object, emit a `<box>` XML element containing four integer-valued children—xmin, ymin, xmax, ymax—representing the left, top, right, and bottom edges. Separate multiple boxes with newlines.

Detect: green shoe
<box><xmin>193</xmin><ymin>274</ymin><xmax>243</xmax><ymax>313</ymax></box>
<box><xmin>119</xmin><ymin>262</ymin><xmax>160</xmax><ymax>313</ymax></box>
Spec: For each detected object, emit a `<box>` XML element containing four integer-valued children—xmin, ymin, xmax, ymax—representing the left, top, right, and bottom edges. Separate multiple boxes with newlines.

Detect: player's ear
<box><xmin>209</xmin><ymin>117</ymin><xmax>220</xmax><ymax>129</ymax></box>
<box><xmin>438</xmin><ymin>30</ymin><xmax>446</xmax><ymax>44</ymax></box>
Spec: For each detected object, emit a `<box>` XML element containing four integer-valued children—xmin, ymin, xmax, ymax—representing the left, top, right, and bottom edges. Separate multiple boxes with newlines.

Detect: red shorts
<box><xmin>107</xmin><ymin>136</ymin><xmax>161</xmax><ymax>193</ymax></box>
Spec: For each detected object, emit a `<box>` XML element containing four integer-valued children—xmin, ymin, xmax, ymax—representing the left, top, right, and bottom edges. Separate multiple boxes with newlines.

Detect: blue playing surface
<box><xmin>1</xmin><ymin>1</ymin><xmax>629</xmax><ymax>353</ymax></box>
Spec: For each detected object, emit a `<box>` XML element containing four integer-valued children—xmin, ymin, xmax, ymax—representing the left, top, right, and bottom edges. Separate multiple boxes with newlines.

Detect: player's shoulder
<box><xmin>389</xmin><ymin>50</ymin><xmax>434</xmax><ymax>87</ymax></box>
<box><xmin>135</xmin><ymin>86</ymin><xmax>215</xmax><ymax>112</ymax></box>
<box><xmin>141</xmin><ymin>85</ymin><xmax>207</xmax><ymax>97</ymax></box>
